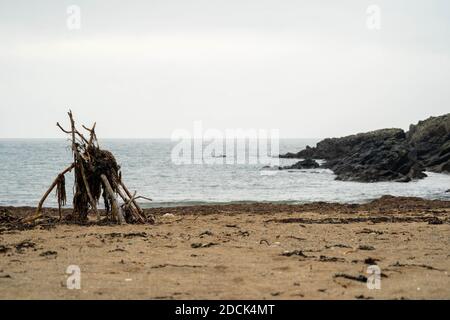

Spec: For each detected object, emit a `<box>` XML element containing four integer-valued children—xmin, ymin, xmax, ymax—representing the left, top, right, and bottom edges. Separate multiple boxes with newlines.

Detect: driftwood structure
<box><xmin>25</xmin><ymin>111</ymin><xmax>153</xmax><ymax>224</ymax></box>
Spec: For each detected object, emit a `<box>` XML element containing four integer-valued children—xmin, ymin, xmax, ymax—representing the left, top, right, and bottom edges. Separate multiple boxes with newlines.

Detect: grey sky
<box><xmin>0</xmin><ymin>0</ymin><xmax>449</xmax><ymax>138</ymax></box>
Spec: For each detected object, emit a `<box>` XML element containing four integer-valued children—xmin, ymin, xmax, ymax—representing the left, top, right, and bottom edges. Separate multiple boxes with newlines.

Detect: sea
<box><xmin>1</xmin><ymin>139</ymin><xmax>449</xmax><ymax>208</ymax></box>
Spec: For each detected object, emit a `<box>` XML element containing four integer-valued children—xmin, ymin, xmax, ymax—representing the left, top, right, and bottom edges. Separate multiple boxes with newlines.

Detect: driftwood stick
<box><xmin>83</xmin><ymin>123</ymin><xmax>99</xmax><ymax>148</ymax></box>
<box><xmin>116</xmin><ymin>187</ymin><xmax>130</xmax><ymax>205</ymax></box>
<box><xmin>119</xmin><ymin>181</ymin><xmax>145</xmax><ymax>215</ymax></box>
<box><xmin>56</xmin><ymin>122</ymin><xmax>72</xmax><ymax>134</ymax></box>
<box><xmin>128</xmin><ymin>190</ymin><xmax>137</xmax><ymax>203</ymax></box>
<box><xmin>116</xmin><ymin>187</ymin><xmax>145</xmax><ymax>223</ymax></box>
<box><xmin>121</xmin><ymin>184</ymin><xmax>154</xmax><ymax>224</ymax></box>
<box><xmin>134</xmin><ymin>195</ymin><xmax>153</xmax><ymax>202</ymax></box>
<box><xmin>119</xmin><ymin>182</ymin><xmax>154</xmax><ymax>223</ymax></box>
<box><xmin>78</xmin><ymin>159</ymin><xmax>100</xmax><ymax>220</ymax></box>
<box><xmin>68</xmin><ymin>110</ymin><xmax>77</xmax><ymax>159</ymax></box>
<box><xmin>68</xmin><ymin>111</ymin><xmax>99</xmax><ymax>220</ymax></box>
<box><xmin>23</xmin><ymin>163</ymin><xmax>75</xmax><ymax>222</ymax></box>
<box><xmin>83</xmin><ymin>122</ymin><xmax>97</xmax><ymax>147</ymax></box>
<box><xmin>57</xmin><ymin>122</ymin><xmax>89</xmax><ymax>145</ymax></box>
<box><xmin>100</xmin><ymin>174</ymin><xmax>125</xmax><ymax>224</ymax></box>
<box><xmin>57</xmin><ymin>176</ymin><xmax>63</xmax><ymax>220</ymax></box>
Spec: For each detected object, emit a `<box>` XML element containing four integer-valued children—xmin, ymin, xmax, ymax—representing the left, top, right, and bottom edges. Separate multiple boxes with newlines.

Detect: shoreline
<box><xmin>2</xmin><ymin>194</ymin><xmax>450</xmax><ymax>216</ymax></box>
<box><xmin>1</xmin><ymin>195</ymin><xmax>449</xmax><ymax>299</ymax></box>
<box><xmin>2</xmin><ymin>190</ymin><xmax>450</xmax><ymax>211</ymax></box>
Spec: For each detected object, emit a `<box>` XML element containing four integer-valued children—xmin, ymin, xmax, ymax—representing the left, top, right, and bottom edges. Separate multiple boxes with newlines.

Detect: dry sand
<box><xmin>1</xmin><ymin>195</ymin><xmax>449</xmax><ymax>299</ymax></box>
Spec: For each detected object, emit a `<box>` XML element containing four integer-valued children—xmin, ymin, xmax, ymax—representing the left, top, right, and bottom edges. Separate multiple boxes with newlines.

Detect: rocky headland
<box><xmin>280</xmin><ymin>114</ymin><xmax>450</xmax><ymax>182</ymax></box>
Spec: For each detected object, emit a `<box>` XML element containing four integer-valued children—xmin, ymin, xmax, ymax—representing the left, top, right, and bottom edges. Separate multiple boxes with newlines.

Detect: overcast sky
<box><xmin>0</xmin><ymin>0</ymin><xmax>449</xmax><ymax>138</ymax></box>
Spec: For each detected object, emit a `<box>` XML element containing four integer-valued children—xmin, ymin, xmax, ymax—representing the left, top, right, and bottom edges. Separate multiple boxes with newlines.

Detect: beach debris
<box><xmin>281</xmin><ymin>250</ymin><xmax>307</xmax><ymax>257</ymax></box>
<box><xmin>0</xmin><ymin>209</ymin><xmax>17</xmax><ymax>224</ymax></box>
<box><xmin>333</xmin><ymin>273</ymin><xmax>367</xmax><ymax>283</ymax></box>
<box><xmin>267</xmin><ymin>214</ymin><xmax>450</xmax><ymax>225</ymax></box>
<box><xmin>319</xmin><ymin>255</ymin><xmax>345</xmax><ymax>262</ymax></box>
<box><xmin>15</xmin><ymin>240</ymin><xmax>36</xmax><ymax>253</ymax></box>
<box><xmin>39</xmin><ymin>250</ymin><xmax>57</xmax><ymax>257</ymax></box>
<box><xmin>123</xmin><ymin>232</ymin><xmax>148</xmax><ymax>238</ymax></box>
<box><xmin>191</xmin><ymin>242</ymin><xmax>217</xmax><ymax>248</ymax></box>
<box><xmin>363</xmin><ymin>257</ymin><xmax>379</xmax><ymax>265</ymax></box>
<box><xmin>199</xmin><ymin>230</ymin><xmax>213</xmax><ymax>237</ymax></box>
<box><xmin>325</xmin><ymin>243</ymin><xmax>352</xmax><ymax>249</ymax></box>
<box><xmin>99</xmin><ymin>232</ymin><xmax>148</xmax><ymax>240</ymax></box>
<box><xmin>109</xmin><ymin>247</ymin><xmax>126</xmax><ymax>253</ymax></box>
<box><xmin>358</xmin><ymin>245</ymin><xmax>375</xmax><ymax>251</ymax></box>
<box><xmin>1</xmin><ymin>208</ymin><xmax>58</xmax><ymax>233</ymax></box>
<box><xmin>356</xmin><ymin>228</ymin><xmax>384</xmax><ymax>235</ymax></box>
<box><xmin>150</xmin><ymin>263</ymin><xmax>205</xmax><ymax>269</ymax></box>
<box><xmin>427</xmin><ymin>217</ymin><xmax>443</xmax><ymax>225</ymax></box>
<box><xmin>104</xmin><ymin>232</ymin><xmax>123</xmax><ymax>238</ymax></box>
<box><xmin>390</xmin><ymin>261</ymin><xmax>444</xmax><ymax>271</ymax></box>
<box><xmin>236</xmin><ymin>230</ymin><xmax>250</xmax><ymax>237</ymax></box>
<box><xmin>23</xmin><ymin>111</ymin><xmax>153</xmax><ymax>225</ymax></box>
<box><xmin>286</xmin><ymin>235</ymin><xmax>306</xmax><ymax>241</ymax></box>
<box><xmin>0</xmin><ymin>245</ymin><xmax>11</xmax><ymax>254</ymax></box>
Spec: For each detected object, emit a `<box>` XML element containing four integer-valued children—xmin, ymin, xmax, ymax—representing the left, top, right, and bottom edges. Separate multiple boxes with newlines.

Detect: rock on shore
<box><xmin>407</xmin><ymin>114</ymin><xmax>450</xmax><ymax>173</ymax></box>
<box><xmin>281</xmin><ymin>158</ymin><xmax>320</xmax><ymax>170</ymax></box>
<box><xmin>280</xmin><ymin>114</ymin><xmax>450</xmax><ymax>182</ymax></box>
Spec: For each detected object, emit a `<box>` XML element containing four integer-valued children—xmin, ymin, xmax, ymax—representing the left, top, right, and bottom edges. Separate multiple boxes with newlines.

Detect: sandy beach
<box><xmin>1</xmin><ymin>195</ymin><xmax>449</xmax><ymax>300</ymax></box>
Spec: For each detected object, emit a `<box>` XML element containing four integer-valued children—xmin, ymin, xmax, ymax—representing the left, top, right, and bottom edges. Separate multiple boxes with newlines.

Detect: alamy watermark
<box><xmin>366</xmin><ymin>5</ymin><xmax>381</xmax><ymax>30</ymax></box>
<box><xmin>366</xmin><ymin>265</ymin><xmax>381</xmax><ymax>290</ymax></box>
<box><xmin>66</xmin><ymin>265</ymin><xmax>81</xmax><ymax>289</ymax></box>
<box><xmin>67</xmin><ymin>5</ymin><xmax>81</xmax><ymax>30</ymax></box>
<box><xmin>171</xmin><ymin>121</ymin><xmax>280</xmax><ymax>166</ymax></box>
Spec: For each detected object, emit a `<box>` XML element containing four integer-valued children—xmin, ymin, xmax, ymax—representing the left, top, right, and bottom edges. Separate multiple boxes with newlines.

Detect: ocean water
<box><xmin>0</xmin><ymin>139</ymin><xmax>449</xmax><ymax>208</ymax></box>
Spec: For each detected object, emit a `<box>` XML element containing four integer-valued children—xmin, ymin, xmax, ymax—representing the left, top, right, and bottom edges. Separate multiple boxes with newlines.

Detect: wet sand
<box><xmin>1</xmin><ymin>195</ymin><xmax>449</xmax><ymax>299</ymax></box>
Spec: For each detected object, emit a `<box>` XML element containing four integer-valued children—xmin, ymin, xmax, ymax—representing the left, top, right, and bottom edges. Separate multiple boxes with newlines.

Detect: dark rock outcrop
<box><xmin>407</xmin><ymin>114</ymin><xmax>450</xmax><ymax>173</ymax></box>
<box><xmin>279</xmin><ymin>114</ymin><xmax>449</xmax><ymax>182</ymax></box>
<box><xmin>280</xmin><ymin>128</ymin><xmax>406</xmax><ymax>160</ymax></box>
<box><xmin>324</xmin><ymin>141</ymin><xmax>426</xmax><ymax>182</ymax></box>
<box><xmin>281</xmin><ymin>158</ymin><xmax>320</xmax><ymax>170</ymax></box>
